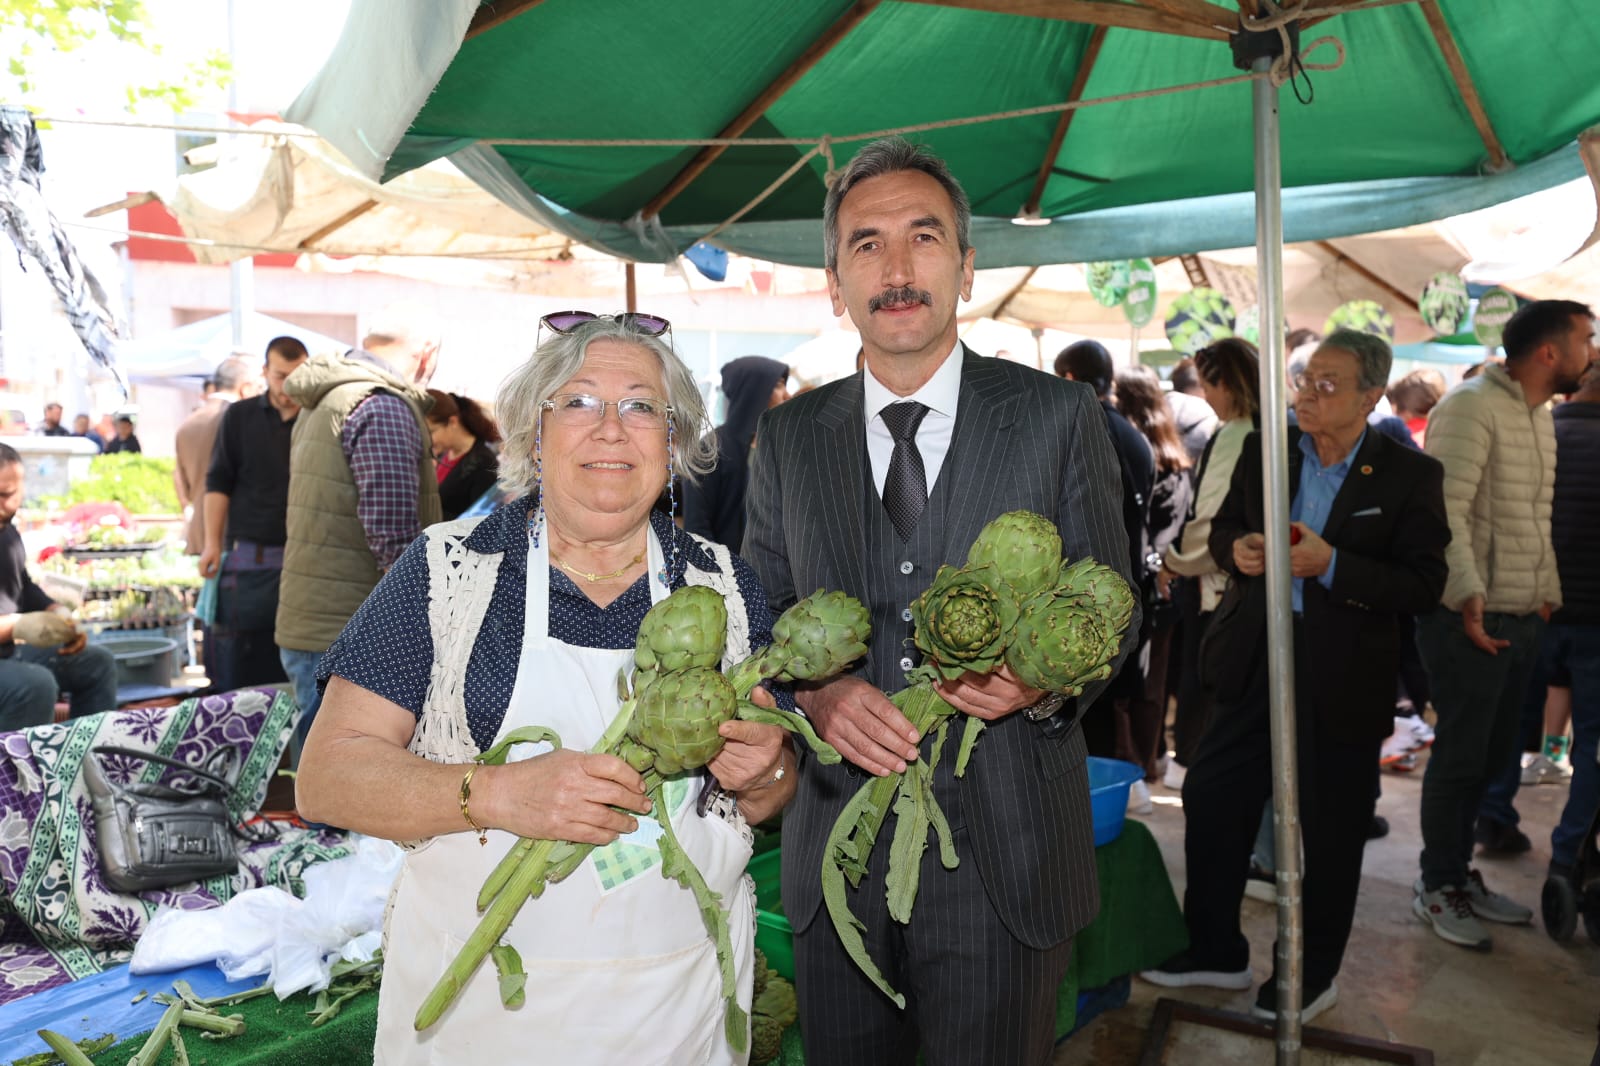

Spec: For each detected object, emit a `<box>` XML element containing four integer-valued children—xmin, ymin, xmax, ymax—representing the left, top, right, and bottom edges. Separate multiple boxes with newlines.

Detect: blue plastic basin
<box><xmin>1087</xmin><ymin>756</ymin><xmax>1145</xmax><ymax>847</ymax></box>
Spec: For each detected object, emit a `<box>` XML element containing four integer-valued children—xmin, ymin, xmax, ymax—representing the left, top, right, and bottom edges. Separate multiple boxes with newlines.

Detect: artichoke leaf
<box><xmin>477</xmin><ymin>726</ymin><xmax>564</xmax><ymax>766</ymax></box>
<box><xmin>734</xmin><ymin>701</ymin><xmax>841</xmax><ymax>764</ymax></box>
<box><xmin>822</xmin><ymin>775</ymin><xmax>906</xmax><ymax>1008</ymax></box>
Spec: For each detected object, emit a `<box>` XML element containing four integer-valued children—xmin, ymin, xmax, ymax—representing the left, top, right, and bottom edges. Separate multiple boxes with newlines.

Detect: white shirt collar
<box><xmin>862</xmin><ymin>340</ymin><xmax>963</xmax><ymax>425</ymax></box>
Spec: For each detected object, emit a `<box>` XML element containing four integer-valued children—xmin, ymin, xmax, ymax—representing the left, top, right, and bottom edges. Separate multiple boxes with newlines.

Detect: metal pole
<box><xmin>226</xmin><ymin>0</ymin><xmax>252</xmax><ymax>349</ymax></box>
<box><xmin>625</xmin><ymin>261</ymin><xmax>637</xmax><ymax>313</ymax></box>
<box><xmin>1252</xmin><ymin>54</ymin><xmax>1303</xmax><ymax>1065</ymax></box>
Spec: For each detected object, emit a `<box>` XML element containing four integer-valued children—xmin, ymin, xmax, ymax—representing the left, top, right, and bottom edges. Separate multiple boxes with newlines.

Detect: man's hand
<box><xmin>936</xmin><ymin>663</ymin><xmax>1042</xmax><ymax>721</ymax></box>
<box><xmin>1288</xmin><ymin>522</ymin><xmax>1333</xmax><ymax>578</ymax></box>
<box><xmin>57</xmin><ymin>632</ymin><xmax>87</xmax><ymax>656</ymax></box>
<box><xmin>1461</xmin><ymin>595</ymin><xmax>1511</xmax><ymax>656</ymax></box>
<box><xmin>198</xmin><ymin>544</ymin><xmax>222</xmax><ymax>580</ymax></box>
<box><xmin>1233</xmin><ymin>533</ymin><xmax>1266</xmax><ymax>577</ymax></box>
<box><xmin>1155</xmin><ymin>565</ymin><xmax>1175</xmax><ymax>601</ymax></box>
<box><xmin>797</xmin><ymin>676</ymin><xmax>919</xmax><ymax>777</ymax></box>
<box><xmin>1539</xmin><ymin>602</ymin><xmax>1555</xmax><ymax>623</ymax></box>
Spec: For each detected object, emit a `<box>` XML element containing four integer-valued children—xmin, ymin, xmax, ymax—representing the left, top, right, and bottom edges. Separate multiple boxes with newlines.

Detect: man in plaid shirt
<box><xmin>275</xmin><ymin>309</ymin><xmax>444</xmax><ymax>762</ymax></box>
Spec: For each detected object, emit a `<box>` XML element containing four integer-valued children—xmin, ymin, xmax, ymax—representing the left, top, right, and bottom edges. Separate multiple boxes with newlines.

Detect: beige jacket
<box><xmin>1423</xmin><ymin>364</ymin><xmax>1559</xmax><ymax>614</ymax></box>
<box><xmin>1164</xmin><ymin>417</ymin><xmax>1251</xmax><ymax>612</ymax></box>
<box><xmin>173</xmin><ymin>395</ymin><xmax>231</xmax><ymax>554</ymax></box>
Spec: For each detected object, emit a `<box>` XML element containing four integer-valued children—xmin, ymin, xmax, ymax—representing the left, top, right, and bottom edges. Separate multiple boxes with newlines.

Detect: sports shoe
<box><xmin>1402</xmin><ymin>713</ymin><xmax>1435</xmax><ymax>748</ymax></box>
<box><xmin>1162</xmin><ymin>759</ymin><xmax>1187</xmax><ymax>791</ymax></box>
<box><xmin>1379</xmin><ymin>725</ymin><xmax>1418</xmax><ymax>766</ymax></box>
<box><xmin>1520</xmin><ymin>752</ymin><xmax>1573</xmax><ymax>786</ymax></box>
<box><xmin>1388</xmin><ymin>751</ymin><xmax>1418</xmax><ymax>773</ymax></box>
<box><xmin>1244</xmin><ymin>862</ymin><xmax>1275</xmax><ymax>903</ymax></box>
<box><xmin>1464</xmin><ymin>868</ymin><xmax>1533</xmax><ymax>924</ymax></box>
<box><xmin>1251</xmin><ymin>980</ymin><xmax>1338</xmax><ymax>1024</ymax></box>
<box><xmin>1412</xmin><ymin>882</ymin><xmax>1491</xmax><ymax>950</ymax></box>
<box><xmin>1128</xmin><ymin>779</ymin><xmax>1154</xmax><ymax>815</ymax></box>
<box><xmin>1473</xmin><ymin>817</ymin><xmax>1531</xmax><ymax>855</ymax></box>
<box><xmin>1139</xmin><ymin>950</ymin><xmax>1252</xmax><ymax>990</ymax></box>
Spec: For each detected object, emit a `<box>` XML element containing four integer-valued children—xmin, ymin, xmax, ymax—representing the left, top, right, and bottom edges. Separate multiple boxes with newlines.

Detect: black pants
<box><xmin>793</xmin><ymin>819</ymin><xmax>1072</xmax><ymax>1066</ymax></box>
<box><xmin>1172</xmin><ymin>578</ymin><xmax>1215</xmax><ymax>766</ymax></box>
<box><xmin>210</xmin><ymin>547</ymin><xmax>287</xmax><ymax>692</ymax></box>
<box><xmin>1180</xmin><ymin>621</ymin><xmax>1381</xmax><ymax>991</ymax></box>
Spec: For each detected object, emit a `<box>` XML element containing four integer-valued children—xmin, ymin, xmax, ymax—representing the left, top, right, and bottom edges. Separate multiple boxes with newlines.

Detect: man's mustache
<box><xmin>868</xmin><ymin>287</ymin><xmax>933</xmax><ymax>313</ymax></box>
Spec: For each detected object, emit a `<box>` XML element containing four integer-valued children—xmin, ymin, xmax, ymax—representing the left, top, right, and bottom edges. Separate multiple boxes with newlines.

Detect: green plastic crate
<box><xmin>746</xmin><ymin>845</ymin><xmax>794</xmax><ymax>982</ymax></box>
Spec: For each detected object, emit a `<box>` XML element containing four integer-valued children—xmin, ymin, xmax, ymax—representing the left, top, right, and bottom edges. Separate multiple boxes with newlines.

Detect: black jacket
<box><xmin>685</xmin><ymin>356</ymin><xmax>788</xmax><ymax>549</ymax></box>
<box><xmin>437</xmin><ymin>438</ymin><xmax>499</xmax><ymax>521</ymax></box>
<box><xmin>0</xmin><ymin>525</ymin><xmax>54</xmax><ymax>657</ymax></box>
<box><xmin>1551</xmin><ymin>400</ymin><xmax>1600</xmax><ymax>625</ymax></box>
<box><xmin>1206</xmin><ymin>427</ymin><xmax>1450</xmax><ymax>743</ymax></box>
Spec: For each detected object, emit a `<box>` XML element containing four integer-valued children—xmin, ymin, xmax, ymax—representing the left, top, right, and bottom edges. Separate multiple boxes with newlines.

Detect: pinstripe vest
<box><xmin>859</xmin><ymin>448</ymin><xmax>949</xmax><ymax>694</ymax></box>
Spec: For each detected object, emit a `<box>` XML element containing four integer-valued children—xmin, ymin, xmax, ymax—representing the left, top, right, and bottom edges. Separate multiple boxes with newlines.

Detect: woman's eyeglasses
<box><xmin>538</xmin><ymin>310</ymin><xmax>671</xmax><ymax>339</ymax></box>
<box><xmin>540</xmin><ymin>392</ymin><xmax>673</xmax><ymax>430</ymax></box>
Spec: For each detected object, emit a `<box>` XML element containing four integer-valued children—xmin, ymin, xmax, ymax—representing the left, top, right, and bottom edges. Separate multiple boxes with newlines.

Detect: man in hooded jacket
<box><xmin>683</xmin><ymin>356</ymin><xmax>788</xmax><ymax>548</ymax></box>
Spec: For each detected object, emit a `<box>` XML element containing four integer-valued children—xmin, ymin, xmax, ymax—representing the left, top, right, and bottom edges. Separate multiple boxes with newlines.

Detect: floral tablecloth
<box><xmin>0</xmin><ymin>688</ymin><xmax>351</xmax><ymax>1005</ymax></box>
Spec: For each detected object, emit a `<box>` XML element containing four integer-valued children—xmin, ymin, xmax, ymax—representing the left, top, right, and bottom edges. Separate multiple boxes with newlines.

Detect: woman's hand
<box><xmin>709</xmin><ymin>688</ymin><xmax>785</xmax><ymax>792</ymax></box>
<box><xmin>482</xmin><ymin>750</ymin><xmax>652</xmax><ymax>846</ymax></box>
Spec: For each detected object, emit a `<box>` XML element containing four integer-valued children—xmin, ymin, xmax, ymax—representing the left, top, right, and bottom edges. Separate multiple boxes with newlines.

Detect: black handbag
<box><xmin>82</xmin><ymin>745</ymin><xmax>246</xmax><ymax>893</ymax></box>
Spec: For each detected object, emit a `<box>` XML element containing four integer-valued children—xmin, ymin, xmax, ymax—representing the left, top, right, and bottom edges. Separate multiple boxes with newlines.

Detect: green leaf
<box><xmin>477</xmin><ymin>725</ymin><xmax>564</xmax><ymax>766</ymax></box>
<box><xmin>733</xmin><ymin>703</ymin><xmax>840</xmax><ymax>764</ymax></box>
<box><xmin>955</xmin><ymin>717</ymin><xmax>986</xmax><ymax>778</ymax></box>
<box><xmin>821</xmin><ymin>775</ymin><xmax>905</xmax><ymax>1008</ymax></box>
<box><xmin>490</xmin><ymin>943</ymin><xmax>527</xmax><ymax>1008</ymax></box>
<box><xmin>884</xmin><ymin>770</ymin><xmax>930</xmax><ymax>924</ymax></box>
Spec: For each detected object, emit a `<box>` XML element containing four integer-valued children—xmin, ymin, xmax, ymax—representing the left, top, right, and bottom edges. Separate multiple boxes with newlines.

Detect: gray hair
<box><xmin>213</xmin><ymin>356</ymin><xmax>253</xmax><ymax>392</ymax></box>
<box><xmin>1318</xmin><ymin>329</ymin><xmax>1392</xmax><ymax>390</ymax></box>
<box><xmin>495</xmin><ymin>317</ymin><xmax>716</xmax><ymax>498</ymax></box>
<box><xmin>822</xmin><ymin>137</ymin><xmax>972</xmax><ymax>273</ymax></box>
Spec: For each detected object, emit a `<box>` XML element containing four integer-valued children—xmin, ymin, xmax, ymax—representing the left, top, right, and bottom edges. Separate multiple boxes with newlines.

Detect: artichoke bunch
<box><xmin>415</xmin><ymin>585</ymin><xmax>870</xmax><ymax>1054</ymax></box>
<box><xmin>824</xmin><ymin>512</ymin><xmax>1134</xmax><ymax>1007</ymax></box>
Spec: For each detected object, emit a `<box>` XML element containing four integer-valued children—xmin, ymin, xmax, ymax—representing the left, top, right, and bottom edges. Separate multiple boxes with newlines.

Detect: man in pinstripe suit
<box><xmin>743</xmin><ymin>137</ymin><xmax>1137</xmax><ymax>1066</ymax></box>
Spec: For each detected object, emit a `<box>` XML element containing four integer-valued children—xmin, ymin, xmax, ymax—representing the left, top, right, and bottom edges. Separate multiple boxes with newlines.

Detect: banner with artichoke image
<box><xmin>822</xmin><ymin>511</ymin><xmax>1136</xmax><ymax>1006</ymax></box>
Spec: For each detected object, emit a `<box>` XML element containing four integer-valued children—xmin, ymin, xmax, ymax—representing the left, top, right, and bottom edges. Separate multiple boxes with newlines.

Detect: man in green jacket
<box><xmin>276</xmin><ymin>310</ymin><xmax>442</xmax><ymax>761</ymax></box>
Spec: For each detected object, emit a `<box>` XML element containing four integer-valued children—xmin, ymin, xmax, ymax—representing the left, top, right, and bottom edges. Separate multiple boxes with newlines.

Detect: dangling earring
<box><xmin>529</xmin><ymin>413</ymin><xmax>545</xmax><ymax>549</ymax></box>
<box><xmin>659</xmin><ymin>416</ymin><xmax>676</xmax><ymax>590</ymax></box>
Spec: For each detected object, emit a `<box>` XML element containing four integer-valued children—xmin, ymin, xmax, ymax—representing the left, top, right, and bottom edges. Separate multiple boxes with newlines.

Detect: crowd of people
<box><xmin>0</xmin><ymin>131</ymin><xmax>1592</xmax><ymax>1064</ymax></box>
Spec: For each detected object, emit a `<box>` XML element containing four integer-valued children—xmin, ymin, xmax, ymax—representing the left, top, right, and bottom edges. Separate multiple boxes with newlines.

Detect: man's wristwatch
<box><xmin>1024</xmin><ymin>692</ymin><xmax>1068</xmax><ymax>722</ymax></box>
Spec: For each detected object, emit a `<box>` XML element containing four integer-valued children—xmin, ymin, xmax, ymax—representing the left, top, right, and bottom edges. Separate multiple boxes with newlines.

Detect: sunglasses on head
<box><xmin>539</xmin><ymin>310</ymin><xmax>672</xmax><ymax>337</ymax></box>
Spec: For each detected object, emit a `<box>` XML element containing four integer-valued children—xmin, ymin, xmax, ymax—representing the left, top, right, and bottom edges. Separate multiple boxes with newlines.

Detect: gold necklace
<box><xmin>553</xmin><ymin>550</ymin><xmax>645</xmax><ymax>582</ymax></box>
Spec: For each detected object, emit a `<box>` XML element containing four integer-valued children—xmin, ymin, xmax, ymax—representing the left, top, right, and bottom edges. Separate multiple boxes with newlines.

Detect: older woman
<box><xmin>1158</xmin><ymin>338</ymin><xmax>1261</xmax><ymax>781</ymax></box>
<box><xmin>296</xmin><ymin>313</ymin><xmax>793</xmax><ymax>1065</ymax></box>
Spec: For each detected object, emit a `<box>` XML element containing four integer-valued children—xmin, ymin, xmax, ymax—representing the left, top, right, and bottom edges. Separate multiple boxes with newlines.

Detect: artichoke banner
<box><xmin>415</xmin><ymin>585</ymin><xmax>871</xmax><ymax>1053</ymax></box>
<box><xmin>823</xmin><ymin>511</ymin><xmax>1134</xmax><ymax>1006</ymax></box>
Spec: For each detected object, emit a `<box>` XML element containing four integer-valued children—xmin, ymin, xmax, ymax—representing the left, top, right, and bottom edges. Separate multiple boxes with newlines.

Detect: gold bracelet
<box><xmin>459</xmin><ymin>763</ymin><xmax>487</xmax><ymax>846</ymax></box>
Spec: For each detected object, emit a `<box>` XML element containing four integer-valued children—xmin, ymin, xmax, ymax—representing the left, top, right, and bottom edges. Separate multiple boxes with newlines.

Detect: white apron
<box><xmin>376</xmin><ymin>520</ymin><xmax>755</xmax><ymax>1065</ymax></box>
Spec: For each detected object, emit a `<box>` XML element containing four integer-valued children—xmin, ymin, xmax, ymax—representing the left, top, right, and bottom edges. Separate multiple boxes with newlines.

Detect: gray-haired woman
<box><xmin>296</xmin><ymin>313</ymin><xmax>793</xmax><ymax>1065</ymax></box>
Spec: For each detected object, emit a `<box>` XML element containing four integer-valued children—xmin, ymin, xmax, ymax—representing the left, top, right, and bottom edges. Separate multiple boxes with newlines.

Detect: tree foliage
<box><xmin>0</xmin><ymin>0</ymin><xmax>230</xmax><ymax>112</ymax></box>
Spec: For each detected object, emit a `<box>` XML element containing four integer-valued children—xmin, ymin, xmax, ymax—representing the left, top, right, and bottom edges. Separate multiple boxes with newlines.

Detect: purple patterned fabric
<box><xmin>342</xmin><ymin>392</ymin><xmax>425</xmax><ymax>569</ymax></box>
<box><xmin>0</xmin><ymin>689</ymin><xmax>352</xmax><ymax>1006</ymax></box>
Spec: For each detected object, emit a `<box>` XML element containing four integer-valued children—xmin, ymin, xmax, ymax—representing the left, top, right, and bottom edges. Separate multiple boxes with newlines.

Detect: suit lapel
<box><xmin>813</xmin><ymin>372</ymin><xmax>869</xmax><ymax>597</ymax></box>
<box><xmin>938</xmin><ymin>348</ymin><xmax>1024</xmax><ymax>558</ymax></box>
<box><xmin>1320</xmin><ymin>429</ymin><xmax>1383</xmax><ymax>544</ymax></box>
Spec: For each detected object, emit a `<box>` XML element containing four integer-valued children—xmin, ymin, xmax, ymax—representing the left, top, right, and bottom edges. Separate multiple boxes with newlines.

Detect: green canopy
<box><xmin>287</xmin><ymin>0</ymin><xmax>1600</xmax><ymax>267</ymax></box>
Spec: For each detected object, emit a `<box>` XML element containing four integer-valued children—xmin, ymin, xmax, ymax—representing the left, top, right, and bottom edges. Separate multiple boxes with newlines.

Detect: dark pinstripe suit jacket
<box><xmin>743</xmin><ymin>348</ymin><xmax>1139</xmax><ymax>950</ymax></box>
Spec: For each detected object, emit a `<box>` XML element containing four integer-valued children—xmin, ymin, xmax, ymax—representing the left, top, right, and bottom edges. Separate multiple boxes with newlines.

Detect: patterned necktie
<box><xmin>880</xmin><ymin>401</ymin><xmax>930</xmax><ymax>541</ymax></box>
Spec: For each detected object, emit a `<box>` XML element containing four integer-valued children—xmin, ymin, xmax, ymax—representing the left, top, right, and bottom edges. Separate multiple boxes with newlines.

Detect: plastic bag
<box><xmin>130</xmin><ymin>835</ymin><xmax>403</xmax><ymax>997</ymax></box>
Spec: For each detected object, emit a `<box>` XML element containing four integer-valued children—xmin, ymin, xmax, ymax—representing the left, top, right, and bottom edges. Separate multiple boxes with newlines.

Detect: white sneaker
<box><xmin>1128</xmin><ymin>779</ymin><xmax>1154</xmax><ymax>815</ymax></box>
<box><xmin>1380</xmin><ymin>728</ymin><xmax>1419</xmax><ymax>766</ymax></box>
<box><xmin>1520</xmin><ymin>752</ymin><xmax>1573</xmax><ymax>786</ymax></box>
<box><xmin>1162</xmin><ymin>760</ymin><xmax>1187</xmax><ymax>790</ymax></box>
<box><xmin>1403</xmin><ymin>713</ymin><xmax>1435</xmax><ymax>747</ymax></box>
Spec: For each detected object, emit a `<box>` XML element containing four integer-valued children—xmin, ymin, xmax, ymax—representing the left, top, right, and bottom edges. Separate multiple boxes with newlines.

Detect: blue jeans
<box><xmin>1477</xmin><ymin>633</ymin><xmax>1554</xmax><ymax>829</ymax></box>
<box><xmin>1540</xmin><ymin>625</ymin><xmax>1600</xmax><ymax>868</ymax></box>
<box><xmin>0</xmin><ymin>643</ymin><xmax>119</xmax><ymax>733</ymax></box>
<box><xmin>279</xmin><ymin>647</ymin><xmax>326</xmax><ymax>767</ymax></box>
<box><xmin>1416</xmin><ymin>607</ymin><xmax>1545</xmax><ymax>890</ymax></box>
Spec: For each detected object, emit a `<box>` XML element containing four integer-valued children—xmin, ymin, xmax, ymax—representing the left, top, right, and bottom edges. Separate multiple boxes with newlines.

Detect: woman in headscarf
<box><xmin>682</xmin><ymin>357</ymin><xmax>788</xmax><ymax>548</ymax></box>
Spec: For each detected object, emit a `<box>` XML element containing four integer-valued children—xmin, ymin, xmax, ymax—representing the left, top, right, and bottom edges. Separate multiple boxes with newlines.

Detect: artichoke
<box><xmin>1005</xmin><ymin>560</ymin><xmax>1135</xmax><ymax>695</ymax></box>
<box><xmin>908</xmin><ymin>564</ymin><xmax>1019</xmax><ymax>681</ymax></box>
<box><xmin>964</xmin><ymin>511</ymin><xmax>1063</xmax><ymax>600</ymax></box>
<box><xmin>730</xmin><ymin>589</ymin><xmax>871</xmax><ymax>690</ymax></box>
<box><xmin>634</xmin><ymin>585</ymin><xmax>727</xmax><ymax>674</ymax></box>
<box><xmin>625</xmin><ymin>666</ymin><xmax>740</xmax><ymax>775</ymax></box>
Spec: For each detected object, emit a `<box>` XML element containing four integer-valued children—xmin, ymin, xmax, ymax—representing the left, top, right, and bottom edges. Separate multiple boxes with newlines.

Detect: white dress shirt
<box><xmin>862</xmin><ymin>341</ymin><xmax>963</xmax><ymax>498</ymax></box>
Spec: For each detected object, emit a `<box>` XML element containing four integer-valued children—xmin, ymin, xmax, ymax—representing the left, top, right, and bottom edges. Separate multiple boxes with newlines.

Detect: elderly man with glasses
<box><xmin>1141</xmin><ymin>329</ymin><xmax>1450</xmax><ymax>1025</ymax></box>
